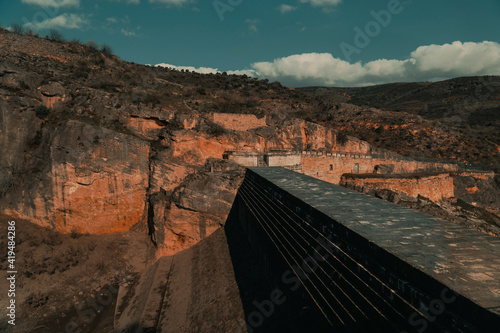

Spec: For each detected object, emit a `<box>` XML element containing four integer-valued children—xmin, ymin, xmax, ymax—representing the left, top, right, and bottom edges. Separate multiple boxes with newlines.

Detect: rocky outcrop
<box><xmin>1</xmin><ymin>119</ymin><xmax>150</xmax><ymax>234</ymax></box>
<box><xmin>211</xmin><ymin>112</ymin><xmax>267</xmax><ymax>131</ymax></box>
<box><xmin>38</xmin><ymin>82</ymin><xmax>66</xmax><ymax>109</ymax></box>
<box><xmin>152</xmin><ymin>159</ymin><xmax>245</xmax><ymax>256</ymax></box>
<box><xmin>453</xmin><ymin>171</ymin><xmax>500</xmax><ymax>215</ymax></box>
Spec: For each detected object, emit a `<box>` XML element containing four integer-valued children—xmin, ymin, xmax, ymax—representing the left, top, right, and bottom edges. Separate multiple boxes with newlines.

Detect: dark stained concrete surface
<box><xmin>237</xmin><ymin>167</ymin><xmax>500</xmax><ymax>332</ymax></box>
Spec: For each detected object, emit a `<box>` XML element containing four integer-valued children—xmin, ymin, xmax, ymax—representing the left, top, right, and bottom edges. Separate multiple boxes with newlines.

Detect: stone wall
<box><xmin>301</xmin><ymin>152</ymin><xmax>459</xmax><ymax>184</ymax></box>
<box><xmin>225</xmin><ymin>153</ymin><xmax>258</xmax><ymax>167</ymax></box>
<box><xmin>267</xmin><ymin>152</ymin><xmax>301</xmax><ymax>167</ymax></box>
<box><xmin>211</xmin><ymin>113</ymin><xmax>267</xmax><ymax>132</ymax></box>
<box><xmin>340</xmin><ymin>173</ymin><xmax>455</xmax><ymax>202</ymax></box>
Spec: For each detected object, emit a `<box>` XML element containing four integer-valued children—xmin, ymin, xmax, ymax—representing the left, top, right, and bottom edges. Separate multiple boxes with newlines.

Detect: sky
<box><xmin>1</xmin><ymin>0</ymin><xmax>500</xmax><ymax>87</ymax></box>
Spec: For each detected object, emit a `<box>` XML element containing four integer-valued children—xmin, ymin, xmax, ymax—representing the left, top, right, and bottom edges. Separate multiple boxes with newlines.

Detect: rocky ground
<box><xmin>0</xmin><ymin>215</ymin><xmax>154</xmax><ymax>332</ymax></box>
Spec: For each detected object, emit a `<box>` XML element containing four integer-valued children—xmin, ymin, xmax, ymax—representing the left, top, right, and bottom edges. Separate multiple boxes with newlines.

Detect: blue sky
<box><xmin>2</xmin><ymin>0</ymin><xmax>500</xmax><ymax>87</ymax></box>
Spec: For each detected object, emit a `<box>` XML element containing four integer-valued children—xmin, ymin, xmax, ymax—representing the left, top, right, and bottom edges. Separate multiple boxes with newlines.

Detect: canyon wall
<box><xmin>4</xmin><ymin>92</ymin><xmax>379</xmax><ymax>257</ymax></box>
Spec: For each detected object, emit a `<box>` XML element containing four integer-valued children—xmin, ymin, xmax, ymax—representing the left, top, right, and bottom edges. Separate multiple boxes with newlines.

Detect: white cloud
<box><xmin>227</xmin><ymin>69</ymin><xmax>257</xmax><ymax>77</ymax></box>
<box><xmin>121</xmin><ymin>28</ymin><xmax>137</xmax><ymax>36</ymax></box>
<box><xmin>245</xmin><ymin>19</ymin><xmax>260</xmax><ymax>33</ymax></box>
<box><xmin>106</xmin><ymin>15</ymin><xmax>131</xmax><ymax>25</ymax></box>
<box><xmin>248</xmin><ymin>41</ymin><xmax>500</xmax><ymax>87</ymax></box>
<box><xmin>149</xmin><ymin>0</ymin><xmax>192</xmax><ymax>6</ymax></box>
<box><xmin>155</xmin><ymin>41</ymin><xmax>500</xmax><ymax>87</ymax></box>
<box><xmin>299</xmin><ymin>0</ymin><xmax>342</xmax><ymax>7</ymax></box>
<box><xmin>279</xmin><ymin>4</ymin><xmax>297</xmax><ymax>13</ymax></box>
<box><xmin>24</xmin><ymin>13</ymin><xmax>88</xmax><ymax>30</ymax></box>
<box><xmin>155</xmin><ymin>63</ymin><xmax>257</xmax><ymax>77</ymax></box>
<box><xmin>411</xmin><ymin>41</ymin><xmax>500</xmax><ymax>76</ymax></box>
<box><xmin>156</xmin><ymin>63</ymin><xmax>220</xmax><ymax>74</ymax></box>
<box><xmin>21</xmin><ymin>0</ymin><xmax>80</xmax><ymax>7</ymax></box>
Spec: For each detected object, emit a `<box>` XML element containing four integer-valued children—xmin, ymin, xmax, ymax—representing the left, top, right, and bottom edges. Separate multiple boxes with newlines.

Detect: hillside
<box><xmin>298</xmin><ymin>77</ymin><xmax>500</xmax><ymax>172</ymax></box>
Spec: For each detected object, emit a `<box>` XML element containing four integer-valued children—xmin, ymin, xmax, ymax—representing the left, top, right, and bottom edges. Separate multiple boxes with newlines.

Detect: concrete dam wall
<box><xmin>228</xmin><ymin>167</ymin><xmax>500</xmax><ymax>332</ymax></box>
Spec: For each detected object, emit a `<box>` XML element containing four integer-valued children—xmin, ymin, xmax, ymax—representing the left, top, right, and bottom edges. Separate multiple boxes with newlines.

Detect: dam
<box><xmin>226</xmin><ymin>167</ymin><xmax>500</xmax><ymax>332</ymax></box>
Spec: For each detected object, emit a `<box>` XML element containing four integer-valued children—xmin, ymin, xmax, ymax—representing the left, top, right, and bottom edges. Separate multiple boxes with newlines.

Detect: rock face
<box><xmin>452</xmin><ymin>171</ymin><xmax>500</xmax><ymax>215</ymax></box>
<box><xmin>47</xmin><ymin>121</ymin><xmax>150</xmax><ymax>234</ymax></box>
<box><xmin>1</xmin><ymin>117</ymin><xmax>150</xmax><ymax>234</ymax></box>
<box><xmin>211</xmin><ymin>112</ymin><xmax>267</xmax><ymax>131</ymax></box>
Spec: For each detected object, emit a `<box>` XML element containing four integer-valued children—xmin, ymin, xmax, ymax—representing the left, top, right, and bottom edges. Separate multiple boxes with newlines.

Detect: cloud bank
<box><xmin>156</xmin><ymin>41</ymin><xmax>500</xmax><ymax>87</ymax></box>
<box><xmin>155</xmin><ymin>63</ymin><xmax>255</xmax><ymax>77</ymax></box>
<box><xmin>24</xmin><ymin>13</ymin><xmax>88</xmax><ymax>30</ymax></box>
<box><xmin>156</xmin><ymin>63</ymin><xmax>220</xmax><ymax>74</ymax></box>
<box><xmin>252</xmin><ymin>41</ymin><xmax>500</xmax><ymax>86</ymax></box>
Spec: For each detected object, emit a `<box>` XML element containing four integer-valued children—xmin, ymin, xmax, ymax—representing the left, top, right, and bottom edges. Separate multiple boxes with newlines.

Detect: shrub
<box><xmin>89</xmin><ymin>77</ymin><xmax>120</xmax><ymax>91</ymax></box>
<box><xmin>35</xmin><ymin>105</ymin><xmax>50</xmax><ymax>120</ymax></box>
<box><xmin>43</xmin><ymin>232</ymin><xmax>62</xmax><ymax>246</ymax></box>
<box><xmin>100</xmin><ymin>44</ymin><xmax>113</xmax><ymax>55</ymax></box>
<box><xmin>70</xmin><ymin>228</ymin><xmax>82</xmax><ymax>239</ymax></box>
<box><xmin>48</xmin><ymin>29</ymin><xmax>65</xmax><ymax>42</ymax></box>
<box><xmin>142</xmin><ymin>92</ymin><xmax>161</xmax><ymax>106</ymax></box>
<box><xmin>336</xmin><ymin>131</ymin><xmax>348</xmax><ymax>146</ymax></box>
<box><xmin>84</xmin><ymin>40</ymin><xmax>100</xmax><ymax>51</ymax></box>
<box><xmin>25</xmin><ymin>29</ymin><xmax>39</xmax><ymax>37</ymax></box>
<box><xmin>11</xmin><ymin>23</ymin><xmax>25</xmax><ymax>35</ymax></box>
